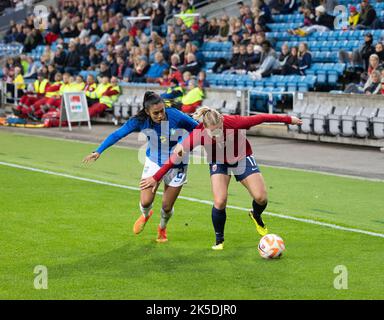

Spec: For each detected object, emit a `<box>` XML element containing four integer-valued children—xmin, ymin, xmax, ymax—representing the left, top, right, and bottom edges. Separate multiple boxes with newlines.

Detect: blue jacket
<box><xmin>146</xmin><ymin>62</ymin><xmax>169</xmax><ymax>79</ymax></box>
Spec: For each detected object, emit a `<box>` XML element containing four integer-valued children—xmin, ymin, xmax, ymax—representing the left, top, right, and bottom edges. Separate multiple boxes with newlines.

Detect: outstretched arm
<box><xmin>82</xmin><ymin>118</ymin><xmax>140</xmax><ymax>164</ymax></box>
<box><xmin>229</xmin><ymin>114</ymin><xmax>301</xmax><ymax>129</ymax></box>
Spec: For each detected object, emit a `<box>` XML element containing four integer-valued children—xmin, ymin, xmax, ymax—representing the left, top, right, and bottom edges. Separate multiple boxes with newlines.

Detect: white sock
<box><xmin>160</xmin><ymin>208</ymin><xmax>174</xmax><ymax>229</ymax></box>
<box><xmin>139</xmin><ymin>202</ymin><xmax>152</xmax><ymax>218</ymax></box>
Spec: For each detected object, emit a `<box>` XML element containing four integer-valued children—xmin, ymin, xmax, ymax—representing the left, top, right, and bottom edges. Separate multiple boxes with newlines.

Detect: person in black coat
<box><xmin>64</xmin><ymin>42</ymin><xmax>81</xmax><ymax>75</ymax></box>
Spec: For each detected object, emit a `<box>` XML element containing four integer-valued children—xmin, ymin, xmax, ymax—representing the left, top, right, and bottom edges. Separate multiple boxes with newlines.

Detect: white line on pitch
<box><xmin>1</xmin><ymin>160</ymin><xmax>383</xmax><ymax>239</ymax></box>
<box><xmin>1</xmin><ymin>130</ymin><xmax>382</xmax><ymax>182</ymax></box>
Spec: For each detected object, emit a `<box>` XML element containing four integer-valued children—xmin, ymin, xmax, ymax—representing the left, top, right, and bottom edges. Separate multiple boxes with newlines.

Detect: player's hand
<box><xmin>82</xmin><ymin>152</ymin><xmax>100</xmax><ymax>164</ymax></box>
<box><xmin>290</xmin><ymin>116</ymin><xmax>302</xmax><ymax>126</ymax></box>
<box><xmin>140</xmin><ymin>177</ymin><xmax>159</xmax><ymax>193</ymax></box>
<box><xmin>173</xmin><ymin>144</ymin><xmax>185</xmax><ymax>157</ymax></box>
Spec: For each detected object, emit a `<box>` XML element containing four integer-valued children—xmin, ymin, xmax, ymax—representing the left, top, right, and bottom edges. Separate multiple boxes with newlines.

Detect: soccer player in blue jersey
<box><xmin>83</xmin><ymin>91</ymin><xmax>198</xmax><ymax>242</ymax></box>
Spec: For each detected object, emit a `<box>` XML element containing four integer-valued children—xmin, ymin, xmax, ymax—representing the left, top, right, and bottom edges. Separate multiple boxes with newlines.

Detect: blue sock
<box><xmin>212</xmin><ymin>206</ymin><xmax>226</xmax><ymax>245</ymax></box>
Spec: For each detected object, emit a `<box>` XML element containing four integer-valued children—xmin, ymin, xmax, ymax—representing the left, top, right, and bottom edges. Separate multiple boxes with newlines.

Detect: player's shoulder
<box><xmin>123</xmin><ymin>116</ymin><xmax>148</xmax><ymax>129</ymax></box>
<box><xmin>165</xmin><ymin>107</ymin><xmax>183</xmax><ymax>117</ymax></box>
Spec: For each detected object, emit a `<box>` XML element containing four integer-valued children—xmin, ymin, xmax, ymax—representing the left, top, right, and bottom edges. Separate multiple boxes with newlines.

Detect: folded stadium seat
<box><xmin>113</xmin><ymin>95</ymin><xmax>123</xmax><ymax>119</ymax></box>
<box><xmin>355</xmin><ymin>107</ymin><xmax>379</xmax><ymax>138</ymax></box>
<box><xmin>312</xmin><ymin>104</ymin><xmax>334</xmax><ymax>135</ymax></box>
<box><xmin>130</xmin><ymin>96</ymin><xmax>141</xmax><ymax>116</ymax></box>
<box><xmin>328</xmin><ymin>105</ymin><xmax>350</xmax><ymax>136</ymax></box>
<box><xmin>300</xmin><ymin>104</ymin><xmax>320</xmax><ymax>133</ymax></box>
<box><xmin>221</xmin><ymin>99</ymin><xmax>240</xmax><ymax>115</ymax></box>
<box><xmin>288</xmin><ymin>99</ymin><xmax>307</xmax><ymax>132</ymax></box>
<box><xmin>340</xmin><ymin>106</ymin><xmax>363</xmax><ymax>137</ymax></box>
<box><xmin>372</xmin><ymin>108</ymin><xmax>384</xmax><ymax>139</ymax></box>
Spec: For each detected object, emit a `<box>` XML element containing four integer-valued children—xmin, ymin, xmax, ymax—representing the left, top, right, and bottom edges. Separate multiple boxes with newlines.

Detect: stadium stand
<box><xmin>0</xmin><ymin>0</ymin><xmax>383</xmax><ymax>144</ymax></box>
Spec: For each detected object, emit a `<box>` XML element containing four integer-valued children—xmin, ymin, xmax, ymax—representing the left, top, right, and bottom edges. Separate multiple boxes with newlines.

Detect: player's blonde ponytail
<box><xmin>193</xmin><ymin>106</ymin><xmax>222</xmax><ymax>127</ymax></box>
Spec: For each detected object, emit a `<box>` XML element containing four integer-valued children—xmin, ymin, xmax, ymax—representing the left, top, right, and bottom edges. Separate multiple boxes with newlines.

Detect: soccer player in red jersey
<box><xmin>140</xmin><ymin>106</ymin><xmax>302</xmax><ymax>250</ymax></box>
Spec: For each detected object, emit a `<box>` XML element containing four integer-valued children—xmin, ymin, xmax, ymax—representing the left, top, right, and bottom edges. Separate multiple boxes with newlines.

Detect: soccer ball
<box><xmin>258</xmin><ymin>234</ymin><xmax>285</xmax><ymax>259</ymax></box>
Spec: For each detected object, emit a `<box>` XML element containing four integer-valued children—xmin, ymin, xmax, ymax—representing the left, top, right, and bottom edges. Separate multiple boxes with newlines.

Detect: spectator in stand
<box><xmin>98</xmin><ymin>61</ymin><xmax>112</xmax><ymax>79</ymax></box>
<box><xmin>344</xmin><ymin>69</ymin><xmax>381</xmax><ymax>94</ymax></box>
<box><xmin>232</xmin><ymin>44</ymin><xmax>248</xmax><ymax>74</ymax></box>
<box><xmin>281</xmin><ymin>46</ymin><xmax>300</xmax><ymax>75</ymax></box>
<box><xmin>348</xmin><ymin>6</ymin><xmax>360</xmax><ymax>29</ymax></box>
<box><xmin>216</xmin><ymin>17</ymin><xmax>230</xmax><ymax>42</ymax></box>
<box><xmin>160</xmin><ymin>78</ymin><xmax>185</xmax><ymax>107</ymax></box>
<box><xmin>188</xmin><ymin>24</ymin><xmax>204</xmax><ymax>46</ymax></box>
<box><xmin>23</xmin><ymin>56</ymin><xmax>39</xmax><ymax>79</ymax></box>
<box><xmin>339</xmin><ymin>32</ymin><xmax>374</xmax><ymax>71</ymax></box>
<box><xmin>356</xmin><ymin>0</ymin><xmax>379</xmax><ymax>30</ymax></box>
<box><xmin>249</xmin><ymin>40</ymin><xmax>280</xmax><ymax>79</ymax></box>
<box><xmin>245</xmin><ymin>43</ymin><xmax>261</xmax><ymax>72</ymax></box>
<box><xmin>182</xmin><ymin>70</ymin><xmax>192</xmax><ymax>86</ymax></box>
<box><xmin>146</xmin><ymin>52</ymin><xmax>169</xmax><ymax>83</ymax></box>
<box><xmin>181</xmin><ymin>77</ymin><xmax>205</xmax><ymax>115</ymax></box>
<box><xmin>297</xmin><ymin>42</ymin><xmax>312</xmax><ymax>75</ymax></box>
<box><xmin>151</xmin><ymin>0</ymin><xmax>166</xmax><ymax>35</ymax></box>
<box><xmin>13</xmin><ymin>72</ymin><xmax>49</xmax><ymax>117</ymax></box>
<box><xmin>257</xmin><ymin>0</ymin><xmax>273</xmax><ymax>23</ymax></box>
<box><xmin>374</xmin><ymin>43</ymin><xmax>384</xmax><ymax>65</ymax></box>
<box><xmin>197</xmin><ymin>70</ymin><xmax>210</xmax><ymax>89</ymax></box>
<box><xmin>87</xmin><ymin>46</ymin><xmax>102</xmax><ymax>69</ymax></box>
<box><xmin>212</xmin><ymin>45</ymin><xmax>240</xmax><ymax>73</ymax></box>
<box><xmin>199</xmin><ymin>15</ymin><xmax>210</xmax><ymax>36</ymax></box>
<box><xmin>272</xmin><ymin>43</ymin><xmax>291</xmax><ymax>74</ymax></box>
<box><xmin>6</xmin><ymin>66</ymin><xmax>25</xmax><ymax>103</ymax></box>
<box><xmin>180</xmin><ymin>52</ymin><xmax>201</xmax><ymax>76</ymax></box>
<box><xmin>279</xmin><ymin>0</ymin><xmax>299</xmax><ymax>14</ymax></box>
<box><xmin>207</xmin><ymin>17</ymin><xmax>220</xmax><ymax>39</ymax></box>
<box><xmin>367</xmin><ymin>54</ymin><xmax>381</xmax><ymax>75</ymax></box>
<box><xmin>130</xmin><ymin>58</ymin><xmax>150</xmax><ymax>83</ymax></box>
<box><xmin>64</xmin><ymin>41</ymin><xmax>81</xmax><ymax>75</ymax></box>
<box><xmin>47</xmin><ymin>64</ymin><xmax>57</xmax><ymax>82</ymax></box>
<box><xmin>88</xmin><ymin>76</ymin><xmax>121</xmax><ymax>118</ymax></box>
<box><xmin>288</xmin><ymin>5</ymin><xmax>334</xmax><ymax>36</ymax></box>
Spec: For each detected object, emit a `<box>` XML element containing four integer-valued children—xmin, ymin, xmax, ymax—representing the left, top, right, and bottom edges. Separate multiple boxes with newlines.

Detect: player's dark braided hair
<box><xmin>135</xmin><ymin>91</ymin><xmax>163</xmax><ymax>123</ymax></box>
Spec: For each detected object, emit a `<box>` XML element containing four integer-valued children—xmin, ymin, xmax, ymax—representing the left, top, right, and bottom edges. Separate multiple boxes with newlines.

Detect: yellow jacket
<box><xmin>34</xmin><ymin>79</ymin><xmax>49</xmax><ymax>94</ymax></box>
<box><xmin>86</xmin><ymin>83</ymin><xmax>111</xmax><ymax>100</ymax></box>
<box><xmin>99</xmin><ymin>85</ymin><xmax>121</xmax><ymax>108</ymax></box>
<box><xmin>69</xmin><ymin>82</ymin><xmax>85</xmax><ymax>92</ymax></box>
<box><xmin>349</xmin><ymin>14</ymin><xmax>360</xmax><ymax>27</ymax></box>
<box><xmin>13</xmin><ymin>74</ymin><xmax>25</xmax><ymax>90</ymax></box>
<box><xmin>182</xmin><ymin>87</ymin><xmax>204</xmax><ymax>105</ymax></box>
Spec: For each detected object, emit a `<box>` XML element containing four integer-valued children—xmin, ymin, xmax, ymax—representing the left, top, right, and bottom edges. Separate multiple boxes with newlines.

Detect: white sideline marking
<box><xmin>2</xmin><ymin>130</ymin><xmax>383</xmax><ymax>182</ymax></box>
<box><xmin>1</xmin><ymin>161</ymin><xmax>384</xmax><ymax>239</ymax></box>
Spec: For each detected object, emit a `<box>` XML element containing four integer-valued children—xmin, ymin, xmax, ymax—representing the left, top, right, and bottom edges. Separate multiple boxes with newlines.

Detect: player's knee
<box><xmin>214</xmin><ymin>197</ymin><xmax>227</xmax><ymax>210</ymax></box>
<box><xmin>140</xmin><ymin>200</ymin><xmax>153</xmax><ymax>209</ymax></box>
<box><xmin>254</xmin><ymin>194</ymin><xmax>268</xmax><ymax>206</ymax></box>
<box><xmin>161</xmin><ymin>203</ymin><xmax>173</xmax><ymax>213</ymax></box>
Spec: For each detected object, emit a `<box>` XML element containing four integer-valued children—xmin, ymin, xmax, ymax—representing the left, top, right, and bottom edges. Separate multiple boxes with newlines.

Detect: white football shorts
<box><xmin>141</xmin><ymin>157</ymin><xmax>188</xmax><ymax>187</ymax></box>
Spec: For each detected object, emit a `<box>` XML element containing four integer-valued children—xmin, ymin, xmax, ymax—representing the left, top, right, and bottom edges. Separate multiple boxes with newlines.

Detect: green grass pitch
<box><xmin>0</xmin><ymin>130</ymin><xmax>383</xmax><ymax>299</ymax></box>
